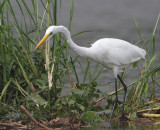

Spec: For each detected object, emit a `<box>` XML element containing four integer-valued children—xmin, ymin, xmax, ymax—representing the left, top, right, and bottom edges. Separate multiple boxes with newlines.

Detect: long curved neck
<box><xmin>58</xmin><ymin>26</ymin><xmax>90</xmax><ymax>58</ymax></box>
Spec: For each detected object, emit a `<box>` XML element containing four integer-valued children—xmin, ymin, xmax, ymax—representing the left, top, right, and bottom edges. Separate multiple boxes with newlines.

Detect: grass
<box><xmin>0</xmin><ymin>0</ymin><xmax>160</xmax><ymax>128</ymax></box>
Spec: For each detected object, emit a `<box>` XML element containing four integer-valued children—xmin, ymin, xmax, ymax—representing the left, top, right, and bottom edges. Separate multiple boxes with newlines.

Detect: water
<box><xmin>82</xmin><ymin>120</ymin><xmax>159</xmax><ymax>130</ymax></box>
<box><xmin>60</xmin><ymin>0</ymin><xmax>160</xmax><ymax>40</ymax></box>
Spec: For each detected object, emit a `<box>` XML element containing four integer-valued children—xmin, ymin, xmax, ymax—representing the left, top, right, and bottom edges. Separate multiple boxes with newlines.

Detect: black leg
<box><xmin>117</xmin><ymin>75</ymin><xmax>127</xmax><ymax>121</ymax></box>
<box><xmin>110</xmin><ymin>78</ymin><xmax>118</xmax><ymax>121</ymax></box>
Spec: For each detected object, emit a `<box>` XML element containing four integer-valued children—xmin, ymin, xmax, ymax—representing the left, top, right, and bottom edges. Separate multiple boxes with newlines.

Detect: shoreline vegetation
<box><xmin>0</xmin><ymin>0</ymin><xmax>160</xmax><ymax>129</ymax></box>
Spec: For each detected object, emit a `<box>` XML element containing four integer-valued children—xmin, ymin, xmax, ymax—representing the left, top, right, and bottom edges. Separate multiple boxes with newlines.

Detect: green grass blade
<box><xmin>12</xmin><ymin>79</ymin><xmax>33</xmax><ymax>99</ymax></box>
<box><xmin>13</xmin><ymin>50</ymin><xmax>36</xmax><ymax>93</ymax></box>
<box><xmin>72</xmin><ymin>30</ymin><xmax>94</xmax><ymax>38</ymax></box>
<box><xmin>0</xmin><ymin>79</ymin><xmax>11</xmax><ymax>101</ymax></box>
<box><xmin>53</xmin><ymin>0</ymin><xmax>57</xmax><ymax>25</ymax></box>
<box><xmin>21</xmin><ymin>0</ymin><xmax>36</xmax><ymax>26</ymax></box>
<box><xmin>83</xmin><ymin>59</ymin><xmax>90</xmax><ymax>84</ymax></box>
<box><xmin>134</xmin><ymin>17</ymin><xmax>142</xmax><ymax>41</ymax></box>
<box><xmin>148</xmin><ymin>13</ymin><xmax>160</xmax><ymax>56</ymax></box>
<box><xmin>0</xmin><ymin>0</ymin><xmax>6</xmax><ymax>13</ymax></box>
<box><xmin>148</xmin><ymin>66</ymin><xmax>160</xmax><ymax>78</ymax></box>
<box><xmin>15</xmin><ymin>0</ymin><xmax>26</xmax><ymax>26</ymax></box>
<box><xmin>39</xmin><ymin>0</ymin><xmax>48</xmax><ymax>28</ymax></box>
<box><xmin>7</xmin><ymin>0</ymin><xmax>21</xmax><ymax>31</ymax></box>
<box><xmin>91</xmin><ymin>68</ymin><xmax>106</xmax><ymax>83</ymax></box>
<box><xmin>70</xmin><ymin>56</ymin><xmax>80</xmax><ymax>84</ymax></box>
<box><xmin>69</xmin><ymin>0</ymin><xmax>74</xmax><ymax>31</ymax></box>
<box><xmin>146</xmin><ymin>55</ymin><xmax>156</xmax><ymax>73</ymax></box>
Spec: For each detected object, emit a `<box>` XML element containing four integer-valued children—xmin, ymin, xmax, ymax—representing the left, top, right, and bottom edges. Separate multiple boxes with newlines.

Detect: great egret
<box><xmin>35</xmin><ymin>25</ymin><xmax>146</xmax><ymax>121</ymax></box>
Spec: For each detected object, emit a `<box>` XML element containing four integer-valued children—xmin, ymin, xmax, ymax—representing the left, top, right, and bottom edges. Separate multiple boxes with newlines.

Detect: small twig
<box><xmin>95</xmin><ymin>97</ymin><xmax>106</xmax><ymax>103</ymax></box>
<box><xmin>142</xmin><ymin>113</ymin><xmax>160</xmax><ymax>118</ymax></box>
<box><xmin>143</xmin><ymin>98</ymin><xmax>159</xmax><ymax>106</ymax></box>
<box><xmin>0</xmin><ymin>123</ymin><xmax>14</xmax><ymax>128</ymax></box>
<box><xmin>15</xmin><ymin>79</ymin><xmax>26</xmax><ymax>97</ymax></box>
<box><xmin>133</xmin><ymin>63</ymin><xmax>147</xmax><ymax>99</ymax></box>
<box><xmin>19</xmin><ymin>105</ymin><xmax>50</xmax><ymax>130</ymax></box>
<box><xmin>67</xmin><ymin>69</ymin><xmax>76</xmax><ymax>88</ymax></box>
<box><xmin>48</xmin><ymin>56</ymin><xmax>56</xmax><ymax>89</ymax></box>
<box><xmin>138</xmin><ymin>106</ymin><xmax>160</xmax><ymax>113</ymax></box>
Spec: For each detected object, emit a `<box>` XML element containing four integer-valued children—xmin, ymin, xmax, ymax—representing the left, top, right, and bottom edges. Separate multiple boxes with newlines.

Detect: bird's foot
<box><xmin>119</xmin><ymin>115</ymin><xmax>128</xmax><ymax>122</ymax></box>
<box><xmin>119</xmin><ymin>116</ymin><xmax>124</xmax><ymax>122</ymax></box>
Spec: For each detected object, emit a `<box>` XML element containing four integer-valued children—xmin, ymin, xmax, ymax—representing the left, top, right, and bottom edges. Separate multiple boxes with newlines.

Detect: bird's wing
<box><xmin>104</xmin><ymin>44</ymin><xmax>145</xmax><ymax>66</ymax></box>
<box><xmin>90</xmin><ymin>38</ymin><xmax>146</xmax><ymax>68</ymax></box>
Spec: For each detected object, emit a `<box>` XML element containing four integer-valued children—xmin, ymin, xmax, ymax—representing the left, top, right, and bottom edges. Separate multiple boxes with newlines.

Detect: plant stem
<box><xmin>0</xmin><ymin>4</ymin><xmax>7</xmax><ymax>102</ymax></box>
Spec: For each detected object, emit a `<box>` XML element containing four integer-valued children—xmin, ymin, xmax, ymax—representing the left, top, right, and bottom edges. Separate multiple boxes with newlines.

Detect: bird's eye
<box><xmin>49</xmin><ymin>32</ymin><xmax>53</xmax><ymax>36</ymax></box>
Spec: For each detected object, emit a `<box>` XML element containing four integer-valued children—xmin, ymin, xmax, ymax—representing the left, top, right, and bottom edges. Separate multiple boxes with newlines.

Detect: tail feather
<box><xmin>140</xmin><ymin>48</ymin><xmax>146</xmax><ymax>59</ymax></box>
<box><xmin>134</xmin><ymin>45</ymin><xmax>146</xmax><ymax>59</ymax></box>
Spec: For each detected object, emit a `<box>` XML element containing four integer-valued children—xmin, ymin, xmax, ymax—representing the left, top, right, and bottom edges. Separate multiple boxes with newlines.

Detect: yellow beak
<box><xmin>35</xmin><ymin>33</ymin><xmax>50</xmax><ymax>50</ymax></box>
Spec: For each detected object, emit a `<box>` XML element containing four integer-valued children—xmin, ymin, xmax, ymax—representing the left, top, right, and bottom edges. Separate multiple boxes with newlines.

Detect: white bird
<box><xmin>35</xmin><ymin>25</ymin><xmax>146</xmax><ymax>121</ymax></box>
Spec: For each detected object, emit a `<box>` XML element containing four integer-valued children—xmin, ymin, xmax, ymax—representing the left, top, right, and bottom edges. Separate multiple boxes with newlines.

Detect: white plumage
<box><xmin>87</xmin><ymin>38</ymin><xmax>146</xmax><ymax>77</ymax></box>
<box><xmin>35</xmin><ymin>25</ymin><xmax>146</xmax><ymax>121</ymax></box>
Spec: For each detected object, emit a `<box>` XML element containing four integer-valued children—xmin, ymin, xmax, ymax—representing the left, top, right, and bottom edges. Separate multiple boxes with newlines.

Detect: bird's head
<box><xmin>35</xmin><ymin>26</ymin><xmax>60</xmax><ymax>50</ymax></box>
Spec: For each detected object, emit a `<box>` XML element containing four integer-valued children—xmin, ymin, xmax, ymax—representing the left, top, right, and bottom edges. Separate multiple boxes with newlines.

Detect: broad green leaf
<box><xmin>68</xmin><ymin>99</ymin><xmax>75</xmax><ymax>106</ymax></box>
<box><xmin>76</xmin><ymin>103</ymin><xmax>85</xmax><ymax>111</ymax></box>
<box><xmin>61</xmin><ymin>97</ymin><xmax>67</xmax><ymax>105</ymax></box>
<box><xmin>31</xmin><ymin>93</ymin><xmax>48</xmax><ymax>107</ymax></box>
<box><xmin>132</xmin><ymin>61</ymin><xmax>138</xmax><ymax>68</ymax></box>
<box><xmin>72</xmin><ymin>89</ymin><xmax>84</xmax><ymax>96</ymax></box>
